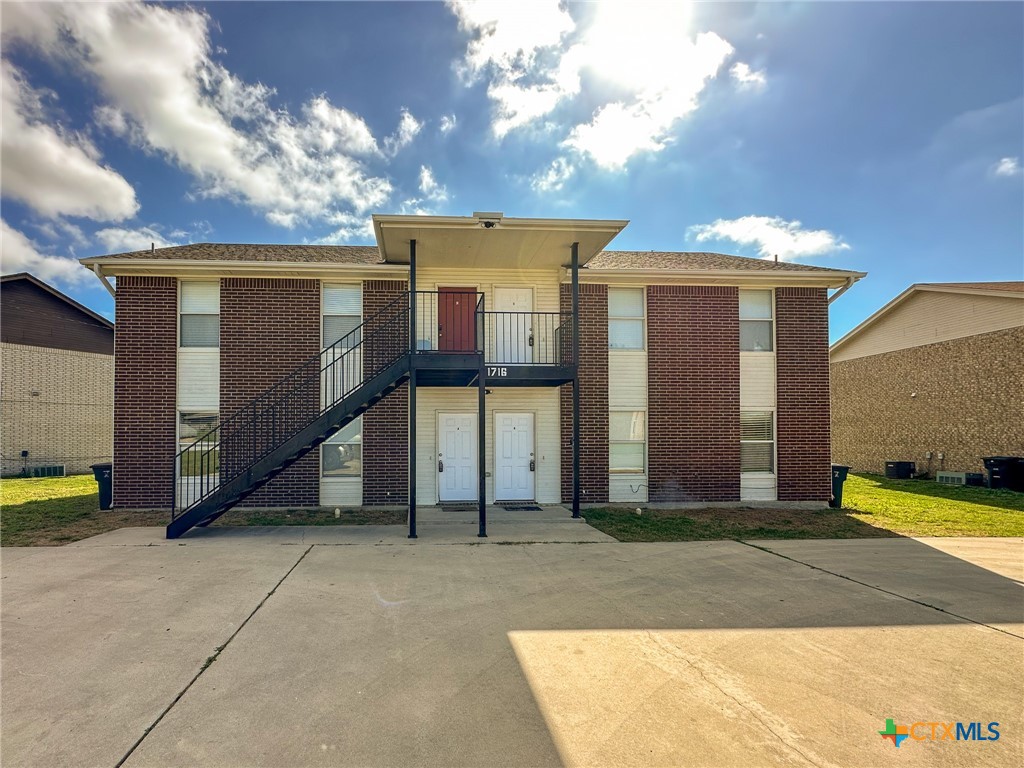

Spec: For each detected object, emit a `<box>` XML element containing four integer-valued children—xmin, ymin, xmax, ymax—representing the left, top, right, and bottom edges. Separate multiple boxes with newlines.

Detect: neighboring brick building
<box><xmin>831</xmin><ymin>282</ymin><xmax>1024</xmax><ymax>475</ymax></box>
<box><xmin>79</xmin><ymin>212</ymin><xmax>862</xmax><ymax>535</ymax></box>
<box><xmin>1</xmin><ymin>273</ymin><xmax>114</xmax><ymax>476</ymax></box>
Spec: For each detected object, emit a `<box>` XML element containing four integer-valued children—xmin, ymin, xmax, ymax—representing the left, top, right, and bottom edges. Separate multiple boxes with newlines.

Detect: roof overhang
<box><xmin>372</xmin><ymin>212</ymin><xmax>629</xmax><ymax>270</ymax></box>
<box><xmin>573</xmin><ymin>267</ymin><xmax>866</xmax><ymax>289</ymax></box>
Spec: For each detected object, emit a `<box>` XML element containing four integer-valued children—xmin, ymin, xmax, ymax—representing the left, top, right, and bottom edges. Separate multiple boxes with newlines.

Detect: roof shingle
<box><xmin>586</xmin><ymin>250</ymin><xmax>852</xmax><ymax>273</ymax></box>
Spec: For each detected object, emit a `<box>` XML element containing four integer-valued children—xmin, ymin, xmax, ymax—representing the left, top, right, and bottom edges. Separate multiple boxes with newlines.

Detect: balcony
<box><xmin>410</xmin><ymin>290</ymin><xmax>576</xmax><ymax>387</ymax></box>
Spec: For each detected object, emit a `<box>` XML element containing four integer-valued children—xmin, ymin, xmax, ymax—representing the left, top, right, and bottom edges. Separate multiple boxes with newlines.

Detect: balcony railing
<box><xmin>410</xmin><ymin>291</ymin><xmax>574</xmax><ymax>366</ymax></box>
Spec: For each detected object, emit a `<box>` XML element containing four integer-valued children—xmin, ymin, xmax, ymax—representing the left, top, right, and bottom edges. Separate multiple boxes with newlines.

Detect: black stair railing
<box><xmin>481</xmin><ymin>310</ymin><xmax>574</xmax><ymax>365</ymax></box>
<box><xmin>172</xmin><ymin>292</ymin><xmax>410</xmax><ymax>518</ymax></box>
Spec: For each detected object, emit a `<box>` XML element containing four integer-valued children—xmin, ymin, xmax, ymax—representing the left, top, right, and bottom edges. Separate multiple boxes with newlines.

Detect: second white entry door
<box><xmin>492</xmin><ymin>288</ymin><xmax>533</xmax><ymax>364</ymax></box>
<box><xmin>438</xmin><ymin>413</ymin><xmax>478</xmax><ymax>502</ymax></box>
<box><xmin>494</xmin><ymin>412</ymin><xmax>535</xmax><ymax>501</ymax></box>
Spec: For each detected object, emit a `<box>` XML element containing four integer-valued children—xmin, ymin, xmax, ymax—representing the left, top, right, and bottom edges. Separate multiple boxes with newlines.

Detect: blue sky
<box><xmin>1</xmin><ymin>1</ymin><xmax>1021</xmax><ymax>341</ymax></box>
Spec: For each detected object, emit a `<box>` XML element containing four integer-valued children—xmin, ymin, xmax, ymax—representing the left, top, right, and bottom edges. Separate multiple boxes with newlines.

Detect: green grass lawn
<box><xmin>584</xmin><ymin>472</ymin><xmax>1024</xmax><ymax>542</ymax></box>
<box><xmin>0</xmin><ymin>475</ymin><xmax>404</xmax><ymax>546</ymax></box>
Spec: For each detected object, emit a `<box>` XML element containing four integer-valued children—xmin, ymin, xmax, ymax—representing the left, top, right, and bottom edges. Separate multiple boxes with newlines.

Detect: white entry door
<box><xmin>492</xmin><ymin>288</ymin><xmax>533</xmax><ymax>364</ymax></box>
<box><xmin>494</xmin><ymin>412</ymin><xmax>535</xmax><ymax>501</ymax></box>
<box><xmin>438</xmin><ymin>413</ymin><xmax>478</xmax><ymax>502</ymax></box>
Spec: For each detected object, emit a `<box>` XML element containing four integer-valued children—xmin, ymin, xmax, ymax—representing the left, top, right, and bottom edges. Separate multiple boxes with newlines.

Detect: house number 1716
<box><xmin>487</xmin><ymin>367</ymin><xmax>508</xmax><ymax>377</ymax></box>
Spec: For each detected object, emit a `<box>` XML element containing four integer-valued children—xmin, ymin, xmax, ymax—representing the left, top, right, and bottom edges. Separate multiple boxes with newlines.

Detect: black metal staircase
<box><xmin>167</xmin><ymin>293</ymin><xmax>411</xmax><ymax>538</ymax></box>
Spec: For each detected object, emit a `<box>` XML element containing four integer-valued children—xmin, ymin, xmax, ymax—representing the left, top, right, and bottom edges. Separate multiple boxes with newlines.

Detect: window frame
<box><xmin>321</xmin><ymin>416</ymin><xmax>362</xmax><ymax>479</ymax></box>
<box><xmin>739</xmin><ymin>289</ymin><xmax>775</xmax><ymax>353</ymax></box>
<box><xmin>608</xmin><ymin>286</ymin><xmax>646</xmax><ymax>351</ymax></box>
<box><xmin>739</xmin><ymin>410</ymin><xmax>776</xmax><ymax>474</ymax></box>
<box><xmin>322</xmin><ymin>283</ymin><xmax>362</xmax><ymax>349</ymax></box>
<box><xmin>178</xmin><ymin>281</ymin><xmax>220</xmax><ymax>349</ymax></box>
<box><xmin>609</xmin><ymin>408</ymin><xmax>647</xmax><ymax>474</ymax></box>
<box><xmin>321</xmin><ymin>283</ymin><xmax>363</xmax><ymax>480</ymax></box>
<box><xmin>176</xmin><ymin>410</ymin><xmax>220</xmax><ymax>477</ymax></box>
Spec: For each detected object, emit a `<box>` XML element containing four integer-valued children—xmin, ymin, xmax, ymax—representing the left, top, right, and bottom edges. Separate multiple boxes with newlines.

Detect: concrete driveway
<box><xmin>2</xmin><ymin>528</ymin><xmax>1021</xmax><ymax>767</ymax></box>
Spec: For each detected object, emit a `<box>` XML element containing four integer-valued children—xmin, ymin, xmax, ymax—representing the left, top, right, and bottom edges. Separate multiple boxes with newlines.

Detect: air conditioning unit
<box><xmin>27</xmin><ymin>465</ymin><xmax>65</xmax><ymax>478</ymax></box>
<box><xmin>936</xmin><ymin>472</ymin><xmax>965</xmax><ymax>485</ymax></box>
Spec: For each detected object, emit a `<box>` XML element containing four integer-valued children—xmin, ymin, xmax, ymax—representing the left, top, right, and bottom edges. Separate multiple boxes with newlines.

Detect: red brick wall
<box><xmin>361</xmin><ymin>280</ymin><xmax>409</xmax><ymax>505</ymax></box>
<box><xmin>776</xmin><ymin>287</ymin><xmax>831</xmax><ymax>501</ymax></box>
<box><xmin>648</xmin><ymin>285</ymin><xmax>741</xmax><ymax>502</ymax></box>
<box><xmin>113</xmin><ymin>276</ymin><xmax>177</xmax><ymax>508</ymax></box>
<box><xmin>220</xmin><ymin>278</ymin><xmax>320</xmax><ymax>507</ymax></box>
<box><xmin>560</xmin><ymin>284</ymin><xmax>609</xmax><ymax>503</ymax></box>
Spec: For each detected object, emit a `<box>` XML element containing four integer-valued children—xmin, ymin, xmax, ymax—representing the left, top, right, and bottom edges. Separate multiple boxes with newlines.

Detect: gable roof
<box><xmin>831</xmin><ymin>281</ymin><xmax>1024</xmax><ymax>357</ymax></box>
<box><xmin>0</xmin><ymin>272</ymin><xmax>114</xmax><ymax>329</ymax></box>
<box><xmin>586</xmin><ymin>250</ymin><xmax>852</xmax><ymax>273</ymax></box>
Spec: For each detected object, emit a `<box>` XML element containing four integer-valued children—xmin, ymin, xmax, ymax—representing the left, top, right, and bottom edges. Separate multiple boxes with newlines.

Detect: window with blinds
<box><xmin>179</xmin><ymin>281</ymin><xmax>220</xmax><ymax>347</ymax></box>
<box><xmin>740</xmin><ymin>411</ymin><xmax>775</xmax><ymax>473</ymax></box>
<box><xmin>323</xmin><ymin>285</ymin><xmax>361</xmax><ymax>348</ymax></box>
<box><xmin>739</xmin><ymin>289</ymin><xmax>773</xmax><ymax>352</ymax></box>
<box><xmin>608</xmin><ymin>287</ymin><xmax>645</xmax><ymax>350</ymax></box>
<box><xmin>609</xmin><ymin>410</ymin><xmax>646</xmax><ymax>473</ymax></box>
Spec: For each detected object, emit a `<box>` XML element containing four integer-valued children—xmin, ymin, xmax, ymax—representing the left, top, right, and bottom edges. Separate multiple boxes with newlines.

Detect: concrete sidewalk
<box><xmin>2</xmin><ymin>535</ymin><xmax>1022</xmax><ymax>767</ymax></box>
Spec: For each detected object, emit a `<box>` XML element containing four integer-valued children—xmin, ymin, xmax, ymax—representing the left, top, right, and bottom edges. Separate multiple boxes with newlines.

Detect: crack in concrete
<box><xmin>641</xmin><ymin>631</ymin><xmax>832</xmax><ymax>768</ymax></box>
<box><xmin>112</xmin><ymin>544</ymin><xmax>314</xmax><ymax>768</ymax></box>
<box><xmin>738</xmin><ymin>540</ymin><xmax>1024</xmax><ymax>640</ymax></box>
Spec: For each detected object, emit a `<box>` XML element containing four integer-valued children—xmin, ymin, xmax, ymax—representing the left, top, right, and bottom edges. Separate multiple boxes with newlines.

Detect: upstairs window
<box><xmin>180</xmin><ymin>281</ymin><xmax>220</xmax><ymax>347</ymax></box>
<box><xmin>323</xmin><ymin>285</ymin><xmax>362</xmax><ymax>349</ymax></box>
<box><xmin>608</xmin><ymin>288</ymin><xmax>645</xmax><ymax>350</ymax></box>
<box><xmin>739</xmin><ymin>289</ymin><xmax>773</xmax><ymax>352</ymax></box>
<box><xmin>740</xmin><ymin>411</ymin><xmax>775</xmax><ymax>473</ymax></box>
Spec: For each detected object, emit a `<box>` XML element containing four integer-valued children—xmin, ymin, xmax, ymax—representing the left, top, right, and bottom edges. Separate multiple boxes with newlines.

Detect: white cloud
<box><xmin>418</xmin><ymin>166</ymin><xmax>448</xmax><ymax>202</ymax></box>
<box><xmin>383</xmin><ymin>108</ymin><xmax>423</xmax><ymax>156</ymax></box>
<box><xmin>0</xmin><ymin>62</ymin><xmax>138</xmax><ymax>221</ymax></box>
<box><xmin>313</xmin><ymin>211</ymin><xmax>375</xmax><ymax>245</ymax></box>
<box><xmin>730</xmin><ymin>62</ymin><xmax>766</xmax><ymax>89</ymax></box>
<box><xmin>448</xmin><ymin>1</ymin><xmax>740</xmax><ymax>169</ymax></box>
<box><xmin>991</xmin><ymin>157</ymin><xmax>1022</xmax><ymax>177</ymax></box>
<box><xmin>439</xmin><ymin>114</ymin><xmax>457</xmax><ymax>134</ymax></box>
<box><xmin>2</xmin><ymin>1</ymin><xmax>397</xmax><ymax>229</ymax></box>
<box><xmin>688</xmin><ymin>215</ymin><xmax>850</xmax><ymax>261</ymax></box>
<box><xmin>530</xmin><ymin>157</ymin><xmax>575</xmax><ymax>193</ymax></box>
<box><xmin>94</xmin><ymin>226</ymin><xmax>177</xmax><ymax>253</ymax></box>
<box><xmin>0</xmin><ymin>219</ymin><xmax>92</xmax><ymax>284</ymax></box>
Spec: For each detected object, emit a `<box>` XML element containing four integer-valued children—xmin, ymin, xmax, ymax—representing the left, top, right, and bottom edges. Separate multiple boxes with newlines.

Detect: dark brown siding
<box><xmin>647</xmin><ymin>285</ymin><xmax>741</xmax><ymax>502</ymax></box>
<box><xmin>1</xmin><ymin>280</ymin><xmax>113</xmax><ymax>355</ymax></box>
<box><xmin>361</xmin><ymin>280</ymin><xmax>409</xmax><ymax>505</ymax></box>
<box><xmin>220</xmin><ymin>278</ymin><xmax>321</xmax><ymax>507</ymax></box>
<box><xmin>776</xmin><ymin>287</ymin><xmax>832</xmax><ymax>502</ymax></box>
<box><xmin>113</xmin><ymin>276</ymin><xmax>176</xmax><ymax>508</ymax></box>
<box><xmin>560</xmin><ymin>284</ymin><xmax>609</xmax><ymax>504</ymax></box>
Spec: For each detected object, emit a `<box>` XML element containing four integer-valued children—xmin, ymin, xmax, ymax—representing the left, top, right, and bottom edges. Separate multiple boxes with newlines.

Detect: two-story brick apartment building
<box><xmin>80</xmin><ymin>212</ymin><xmax>863</xmax><ymax>538</ymax></box>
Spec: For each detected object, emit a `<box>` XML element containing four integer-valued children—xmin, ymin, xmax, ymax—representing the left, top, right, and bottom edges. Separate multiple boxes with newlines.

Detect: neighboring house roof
<box><xmin>830</xmin><ymin>281</ymin><xmax>1024</xmax><ymax>363</ymax></box>
<box><xmin>81</xmin><ymin>242</ymin><xmax>855</xmax><ymax>275</ymax></box>
<box><xmin>0</xmin><ymin>272</ymin><xmax>115</xmax><ymax>355</ymax></box>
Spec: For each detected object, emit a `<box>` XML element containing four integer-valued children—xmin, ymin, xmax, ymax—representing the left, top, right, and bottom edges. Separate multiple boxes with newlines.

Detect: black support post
<box><xmin>571</xmin><ymin>241</ymin><xmax>581</xmax><ymax>518</ymax></box>
<box><xmin>408</xmin><ymin>239</ymin><xmax>417</xmax><ymax>539</ymax></box>
<box><xmin>478</xmin><ymin>300</ymin><xmax>487</xmax><ymax>537</ymax></box>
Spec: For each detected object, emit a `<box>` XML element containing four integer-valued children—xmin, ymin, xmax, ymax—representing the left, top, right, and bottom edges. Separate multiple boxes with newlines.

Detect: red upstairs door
<box><xmin>437</xmin><ymin>287</ymin><xmax>477</xmax><ymax>352</ymax></box>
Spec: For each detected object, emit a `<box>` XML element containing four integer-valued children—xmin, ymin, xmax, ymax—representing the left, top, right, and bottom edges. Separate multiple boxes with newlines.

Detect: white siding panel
<box><xmin>415</xmin><ymin>387</ymin><xmax>560</xmax><ymax>505</ymax></box>
<box><xmin>832</xmin><ymin>291</ymin><xmax>1024</xmax><ymax>362</ymax></box>
<box><xmin>739</xmin><ymin>353</ymin><xmax>776</xmax><ymax>408</ymax></box>
<box><xmin>177</xmin><ymin>349</ymin><xmax>219</xmax><ymax>409</ymax></box>
<box><xmin>320</xmin><ymin>478</ymin><xmax>362</xmax><ymax>506</ymax></box>
<box><xmin>609</xmin><ymin>350</ymin><xmax>648</xmax><ymax>407</ymax></box>
<box><xmin>741</xmin><ymin>474</ymin><xmax>778</xmax><ymax>501</ymax></box>
<box><xmin>610</xmin><ymin>474</ymin><xmax>648</xmax><ymax>503</ymax></box>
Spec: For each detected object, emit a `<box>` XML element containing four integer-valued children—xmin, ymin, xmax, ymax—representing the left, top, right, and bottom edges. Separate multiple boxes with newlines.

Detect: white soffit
<box><xmin>373</xmin><ymin>213</ymin><xmax>629</xmax><ymax>270</ymax></box>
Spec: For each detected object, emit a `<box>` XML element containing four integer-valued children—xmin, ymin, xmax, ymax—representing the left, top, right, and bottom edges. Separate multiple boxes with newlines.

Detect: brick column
<box><xmin>776</xmin><ymin>287</ymin><xmax>831</xmax><ymax>502</ymax></box>
<box><xmin>221</xmin><ymin>278</ymin><xmax>320</xmax><ymax>507</ymax></box>
<box><xmin>113</xmin><ymin>276</ymin><xmax>177</xmax><ymax>508</ymax></box>
<box><xmin>362</xmin><ymin>280</ymin><xmax>409</xmax><ymax>505</ymax></box>
<box><xmin>647</xmin><ymin>285</ymin><xmax>740</xmax><ymax>502</ymax></box>
<box><xmin>560</xmin><ymin>283</ymin><xmax>609</xmax><ymax>504</ymax></box>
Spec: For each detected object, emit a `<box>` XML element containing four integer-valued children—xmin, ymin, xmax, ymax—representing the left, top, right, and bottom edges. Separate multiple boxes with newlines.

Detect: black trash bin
<box><xmin>91</xmin><ymin>462</ymin><xmax>113</xmax><ymax>510</ymax></box>
<box><xmin>830</xmin><ymin>464</ymin><xmax>850</xmax><ymax>508</ymax></box>
<box><xmin>983</xmin><ymin>457</ymin><xmax>1024</xmax><ymax>491</ymax></box>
